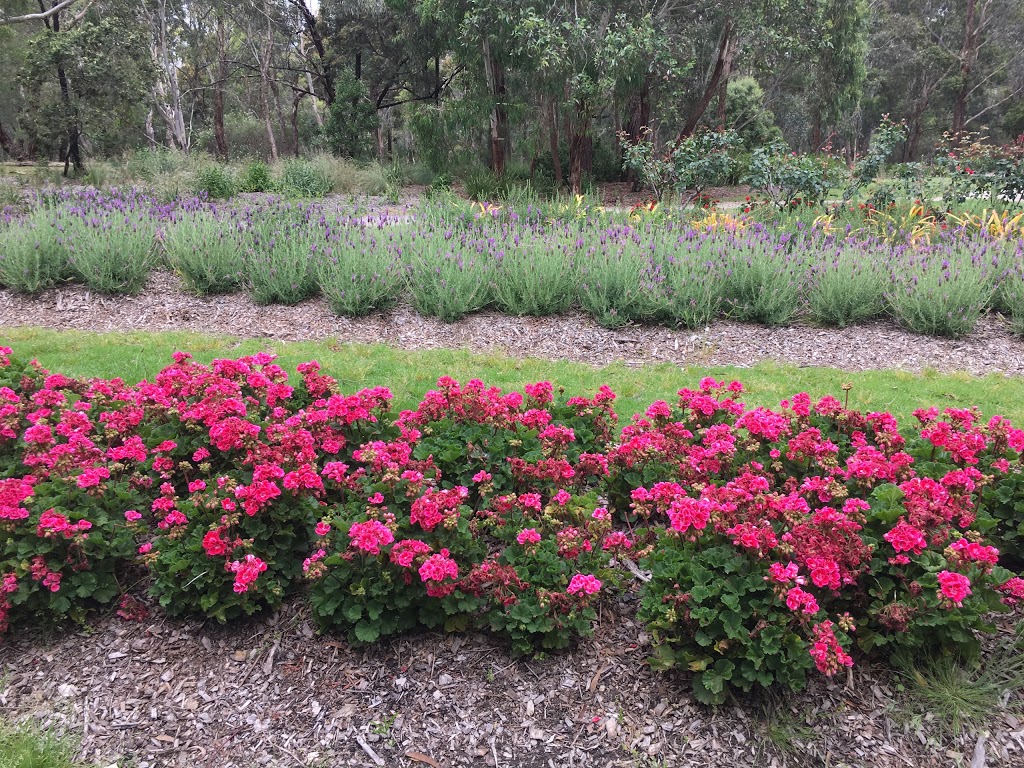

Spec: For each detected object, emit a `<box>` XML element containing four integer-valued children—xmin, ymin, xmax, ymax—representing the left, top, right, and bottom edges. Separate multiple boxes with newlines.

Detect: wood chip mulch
<box><xmin>2</xmin><ymin>271</ymin><xmax>1024</xmax><ymax>377</ymax></box>
<box><xmin>2</xmin><ymin>594</ymin><xmax>1022</xmax><ymax>768</ymax></box>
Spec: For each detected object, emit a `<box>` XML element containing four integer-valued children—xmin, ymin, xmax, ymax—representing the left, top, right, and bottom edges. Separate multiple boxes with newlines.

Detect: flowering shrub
<box><xmin>628</xmin><ymin>378</ymin><xmax>1020</xmax><ymax>703</ymax></box>
<box><xmin>306</xmin><ymin>378</ymin><xmax>619</xmax><ymax>654</ymax></box>
<box><xmin>140</xmin><ymin>354</ymin><xmax>395</xmax><ymax>621</ymax></box>
<box><xmin>1</xmin><ymin>346</ymin><xmax>1022</xmax><ymax>706</ymax></box>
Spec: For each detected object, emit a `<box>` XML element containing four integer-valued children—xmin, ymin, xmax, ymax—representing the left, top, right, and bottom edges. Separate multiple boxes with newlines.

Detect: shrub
<box><xmin>745</xmin><ymin>143</ymin><xmax>837</xmax><ymax>207</ymax></box>
<box><xmin>64</xmin><ymin>212</ymin><xmax>156</xmax><ymax>295</ymax></box>
<box><xmin>621</xmin><ymin>128</ymin><xmax>740</xmax><ymax>206</ymax></box>
<box><xmin>653</xmin><ymin>228</ymin><xmax>728</xmax><ymax>329</ymax></box>
<box><xmin>622</xmin><ymin>379</ymin><xmax>1020</xmax><ymax>703</ymax></box>
<box><xmin>721</xmin><ymin>233</ymin><xmax>805</xmax><ymax>325</ymax></box>
<box><xmin>307</xmin><ymin>376</ymin><xmax>619</xmax><ymax>652</ymax></box>
<box><xmin>806</xmin><ymin>243</ymin><xmax>887</xmax><ymax>327</ymax></box>
<box><xmin>244</xmin><ymin>209</ymin><xmax>320</xmax><ymax>305</ymax></box>
<box><xmin>577</xmin><ymin>238</ymin><xmax>664</xmax><ymax>328</ymax></box>
<box><xmin>239</xmin><ymin>160</ymin><xmax>276</xmax><ymax>193</ymax></box>
<box><xmin>315</xmin><ymin>230</ymin><xmax>405</xmax><ymax>316</ymax></box>
<box><xmin>0</xmin><ymin>211</ymin><xmax>67</xmax><ymax>294</ymax></box>
<box><xmin>885</xmin><ymin>246</ymin><xmax>995</xmax><ymax>337</ymax></box>
<box><xmin>139</xmin><ymin>353</ymin><xmax>395</xmax><ymax>621</ymax></box>
<box><xmin>491</xmin><ymin>238</ymin><xmax>578</xmax><ymax>317</ymax></box>
<box><xmin>163</xmin><ymin>213</ymin><xmax>245</xmax><ymax>295</ymax></box>
<box><xmin>280</xmin><ymin>158</ymin><xmax>332</xmax><ymax>198</ymax></box>
<box><xmin>407</xmin><ymin>233</ymin><xmax>494</xmax><ymax>321</ymax></box>
<box><xmin>194</xmin><ymin>164</ymin><xmax>236</xmax><ymax>200</ymax></box>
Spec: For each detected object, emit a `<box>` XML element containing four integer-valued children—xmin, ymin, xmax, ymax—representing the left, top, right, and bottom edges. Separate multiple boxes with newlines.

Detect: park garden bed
<box><xmin>1</xmin><ymin>343</ymin><xmax>1023</xmax><ymax>766</ymax></box>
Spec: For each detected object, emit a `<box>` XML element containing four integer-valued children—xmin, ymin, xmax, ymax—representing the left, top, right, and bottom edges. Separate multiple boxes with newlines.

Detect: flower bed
<box><xmin>1</xmin><ymin>346</ymin><xmax>1022</xmax><ymax>703</ymax></box>
<box><xmin>2</xmin><ymin>189</ymin><xmax>1024</xmax><ymax>338</ymax></box>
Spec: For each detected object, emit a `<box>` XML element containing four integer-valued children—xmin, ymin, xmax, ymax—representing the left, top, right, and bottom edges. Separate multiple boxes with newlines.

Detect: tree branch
<box><xmin>1</xmin><ymin>0</ymin><xmax>77</xmax><ymax>25</ymax></box>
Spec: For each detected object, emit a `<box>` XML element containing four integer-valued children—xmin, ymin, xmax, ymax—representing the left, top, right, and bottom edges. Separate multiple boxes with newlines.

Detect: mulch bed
<box><xmin>3</xmin><ymin>271</ymin><xmax>1024</xmax><ymax>377</ymax></box>
<box><xmin>3</xmin><ymin>590</ymin><xmax>1021</xmax><ymax>768</ymax></box>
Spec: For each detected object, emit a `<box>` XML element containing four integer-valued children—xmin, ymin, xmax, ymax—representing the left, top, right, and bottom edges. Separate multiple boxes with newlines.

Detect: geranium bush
<box><xmin>1</xmin><ymin>345</ymin><xmax>1022</xmax><ymax>702</ymax></box>
<box><xmin>306</xmin><ymin>377</ymin><xmax>621</xmax><ymax>654</ymax></box>
<box><xmin>624</xmin><ymin>378</ymin><xmax>1022</xmax><ymax>703</ymax></box>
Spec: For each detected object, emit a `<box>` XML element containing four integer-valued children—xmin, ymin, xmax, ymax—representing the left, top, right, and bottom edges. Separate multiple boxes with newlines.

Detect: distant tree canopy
<box><xmin>1</xmin><ymin>0</ymin><xmax>1022</xmax><ymax>183</ymax></box>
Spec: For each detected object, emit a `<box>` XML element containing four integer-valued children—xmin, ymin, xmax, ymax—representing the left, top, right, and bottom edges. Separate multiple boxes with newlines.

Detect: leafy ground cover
<box><xmin>2</xmin><ymin>189</ymin><xmax>1023</xmax><ymax>338</ymax></box>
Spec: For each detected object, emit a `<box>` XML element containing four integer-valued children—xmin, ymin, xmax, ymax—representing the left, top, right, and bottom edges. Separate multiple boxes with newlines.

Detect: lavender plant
<box><xmin>407</xmin><ymin>230</ymin><xmax>494</xmax><ymax>321</ymax></box>
<box><xmin>578</xmin><ymin>233</ymin><xmax>664</xmax><ymax>328</ymax></box>
<box><xmin>885</xmin><ymin>245</ymin><xmax>995</xmax><ymax>337</ymax></box>
<box><xmin>65</xmin><ymin>212</ymin><xmax>156</xmax><ymax>295</ymax></box>
<box><xmin>654</xmin><ymin>229</ymin><xmax>727</xmax><ymax>329</ymax></box>
<box><xmin>491</xmin><ymin>235</ymin><xmax>578</xmax><ymax>316</ymax></box>
<box><xmin>722</xmin><ymin>232</ymin><xmax>805</xmax><ymax>326</ymax></box>
<box><xmin>0</xmin><ymin>211</ymin><xmax>67</xmax><ymax>294</ymax></box>
<box><xmin>316</xmin><ymin>226</ymin><xmax>405</xmax><ymax>316</ymax></box>
<box><xmin>245</xmin><ymin>217</ymin><xmax>319</xmax><ymax>305</ymax></box>
<box><xmin>163</xmin><ymin>212</ymin><xmax>245</xmax><ymax>295</ymax></box>
<box><xmin>806</xmin><ymin>243</ymin><xmax>887</xmax><ymax>327</ymax></box>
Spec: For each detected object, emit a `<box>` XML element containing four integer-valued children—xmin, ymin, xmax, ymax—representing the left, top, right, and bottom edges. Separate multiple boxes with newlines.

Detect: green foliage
<box><xmin>65</xmin><ymin>213</ymin><xmax>155</xmax><ymax>295</ymax></box>
<box><xmin>150</xmin><ymin>493</ymin><xmax>319</xmax><ymax>622</ymax></box>
<box><xmin>16</xmin><ymin>2</ymin><xmax>155</xmax><ymax>165</ymax></box>
<box><xmin>885</xmin><ymin>249</ymin><xmax>995</xmax><ymax>337</ymax></box>
<box><xmin>407</xmin><ymin>245</ymin><xmax>493</xmax><ymax>321</ymax></box>
<box><xmin>491</xmin><ymin>241</ymin><xmax>577</xmax><ymax>316</ymax></box>
<box><xmin>239</xmin><ymin>160</ymin><xmax>276</xmax><ymax>194</ymax></box>
<box><xmin>746</xmin><ymin>143</ymin><xmax>838</xmax><ymax>207</ymax></box>
<box><xmin>280</xmin><ymin>159</ymin><xmax>332</xmax><ymax>198</ymax></box>
<box><xmin>654</xmin><ymin>233</ymin><xmax>727</xmax><ymax>330</ymax></box>
<box><xmin>621</xmin><ymin>129</ymin><xmax>741</xmax><ymax>205</ymax></box>
<box><xmin>0</xmin><ymin>211</ymin><xmax>66</xmax><ymax>294</ymax></box>
<box><xmin>848</xmin><ymin>115</ymin><xmax>909</xmax><ymax>203</ymax></box>
<box><xmin>323</xmin><ymin>71</ymin><xmax>379</xmax><ymax>159</ymax></box>
<box><xmin>463</xmin><ymin>169</ymin><xmax>507</xmax><ymax>202</ymax></box>
<box><xmin>577</xmin><ymin>245</ymin><xmax>662</xmax><ymax>328</ymax></box>
<box><xmin>244</xmin><ymin>217</ymin><xmax>319</xmax><ymax>305</ymax></box>
<box><xmin>722</xmin><ymin>238</ymin><xmax>804</xmax><ymax>325</ymax></box>
<box><xmin>2</xmin><ymin>475</ymin><xmax>142</xmax><ymax>629</ymax></box>
<box><xmin>1003</xmin><ymin>266</ymin><xmax>1024</xmax><ymax>337</ymax></box>
<box><xmin>806</xmin><ymin>246</ymin><xmax>887</xmax><ymax>327</ymax></box>
<box><xmin>194</xmin><ymin>164</ymin><xmax>236</xmax><ymax>200</ymax></box>
<box><xmin>163</xmin><ymin>213</ymin><xmax>245</xmax><ymax>295</ymax></box>
<box><xmin>936</xmin><ymin>135</ymin><xmax>1024</xmax><ymax>206</ymax></box>
<box><xmin>641</xmin><ymin>542</ymin><xmax>815</xmax><ymax>704</ymax></box>
<box><xmin>721</xmin><ymin>77</ymin><xmax>783</xmax><ymax>149</ymax></box>
<box><xmin>315</xmin><ymin>238</ymin><xmax>404</xmax><ymax>317</ymax></box>
<box><xmin>0</xmin><ymin>721</ymin><xmax>82</xmax><ymax>768</ymax></box>
<box><xmin>893</xmin><ymin>633</ymin><xmax>1024</xmax><ymax>737</ymax></box>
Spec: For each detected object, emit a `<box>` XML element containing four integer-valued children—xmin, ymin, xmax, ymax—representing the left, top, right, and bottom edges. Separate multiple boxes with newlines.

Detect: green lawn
<box><xmin>3</xmin><ymin>326</ymin><xmax>1024</xmax><ymax>423</ymax></box>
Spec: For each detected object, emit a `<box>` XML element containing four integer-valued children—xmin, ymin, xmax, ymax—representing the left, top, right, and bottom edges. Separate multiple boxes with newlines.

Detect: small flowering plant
<box><xmin>307</xmin><ymin>378</ymin><xmax>620</xmax><ymax>653</ymax></box>
<box><xmin>632</xmin><ymin>386</ymin><xmax>1020</xmax><ymax>704</ymax></box>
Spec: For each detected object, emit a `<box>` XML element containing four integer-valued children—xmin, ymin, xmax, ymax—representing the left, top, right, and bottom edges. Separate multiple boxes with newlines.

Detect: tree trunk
<box><xmin>482</xmin><ymin>39</ymin><xmax>507</xmax><ymax>175</ymax></box>
<box><xmin>0</xmin><ymin>119</ymin><xmax>17</xmax><ymax>159</ymax></box>
<box><xmin>291</xmin><ymin>92</ymin><xmax>302</xmax><ymax>157</ymax></box>
<box><xmin>144</xmin><ymin>109</ymin><xmax>156</xmax><ymax>148</ymax></box>
<box><xmin>677</xmin><ymin>17</ymin><xmax>734</xmax><ymax>141</ymax></box>
<box><xmin>568</xmin><ymin>104</ymin><xmax>591</xmax><ymax>194</ymax></box>
<box><xmin>289</xmin><ymin>0</ymin><xmax>334</xmax><ymax>105</ymax></box>
<box><xmin>716</xmin><ymin>31</ymin><xmax>738</xmax><ymax>130</ymax></box>
<box><xmin>549</xmin><ymin>97</ymin><xmax>562</xmax><ymax>187</ymax></box>
<box><xmin>260</xmin><ymin>4</ymin><xmax>278</xmax><ymax>161</ymax></box>
<box><xmin>624</xmin><ymin>77</ymin><xmax>651</xmax><ymax>187</ymax></box>
<box><xmin>44</xmin><ymin>3</ymin><xmax>83</xmax><ymax>175</ymax></box>
<box><xmin>152</xmin><ymin>0</ymin><xmax>188</xmax><ymax>150</ymax></box>
<box><xmin>214</xmin><ymin>13</ymin><xmax>229</xmax><ymax>160</ymax></box>
<box><xmin>951</xmin><ymin>0</ymin><xmax>991</xmax><ymax>141</ymax></box>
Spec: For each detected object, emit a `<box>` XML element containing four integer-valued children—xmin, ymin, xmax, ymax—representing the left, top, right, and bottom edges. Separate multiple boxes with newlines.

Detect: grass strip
<box><xmin>3</xmin><ymin>326</ymin><xmax>1023</xmax><ymax>423</ymax></box>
